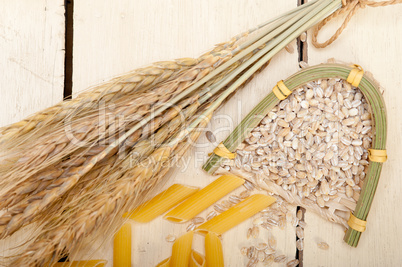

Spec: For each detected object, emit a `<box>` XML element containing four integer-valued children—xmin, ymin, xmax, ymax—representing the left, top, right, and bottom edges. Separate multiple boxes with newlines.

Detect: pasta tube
<box><xmin>113</xmin><ymin>223</ymin><xmax>132</xmax><ymax>267</ymax></box>
<box><xmin>205</xmin><ymin>232</ymin><xmax>223</xmax><ymax>267</ymax></box>
<box><xmin>127</xmin><ymin>184</ymin><xmax>199</xmax><ymax>222</ymax></box>
<box><xmin>164</xmin><ymin>175</ymin><xmax>244</xmax><ymax>223</ymax></box>
<box><xmin>195</xmin><ymin>194</ymin><xmax>276</xmax><ymax>236</ymax></box>
<box><xmin>170</xmin><ymin>231</ymin><xmax>194</xmax><ymax>267</ymax></box>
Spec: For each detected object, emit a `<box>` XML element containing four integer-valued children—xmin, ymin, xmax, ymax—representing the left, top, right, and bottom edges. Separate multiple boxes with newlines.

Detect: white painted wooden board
<box><xmin>0</xmin><ymin>0</ymin><xmax>65</xmax><ymax>263</ymax></box>
<box><xmin>72</xmin><ymin>0</ymin><xmax>298</xmax><ymax>266</ymax></box>
<box><xmin>0</xmin><ymin>0</ymin><xmax>65</xmax><ymax>126</ymax></box>
<box><xmin>304</xmin><ymin>5</ymin><xmax>402</xmax><ymax>267</ymax></box>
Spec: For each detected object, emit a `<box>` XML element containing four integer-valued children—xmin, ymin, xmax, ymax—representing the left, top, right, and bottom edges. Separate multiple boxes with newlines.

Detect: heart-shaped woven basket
<box><xmin>204</xmin><ymin>63</ymin><xmax>387</xmax><ymax>247</ymax></box>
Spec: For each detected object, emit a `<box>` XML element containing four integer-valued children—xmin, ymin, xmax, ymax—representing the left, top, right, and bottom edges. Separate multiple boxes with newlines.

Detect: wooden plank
<box><xmin>303</xmin><ymin>5</ymin><xmax>402</xmax><ymax>266</ymax></box>
<box><xmin>0</xmin><ymin>0</ymin><xmax>65</xmax><ymax>262</ymax></box>
<box><xmin>73</xmin><ymin>0</ymin><xmax>299</xmax><ymax>266</ymax></box>
<box><xmin>0</xmin><ymin>0</ymin><xmax>65</xmax><ymax>126</ymax></box>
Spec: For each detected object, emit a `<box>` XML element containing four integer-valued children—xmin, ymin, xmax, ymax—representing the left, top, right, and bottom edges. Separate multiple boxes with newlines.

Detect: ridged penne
<box><xmin>164</xmin><ymin>175</ymin><xmax>244</xmax><ymax>223</ymax></box>
<box><xmin>170</xmin><ymin>231</ymin><xmax>194</xmax><ymax>267</ymax></box>
<box><xmin>190</xmin><ymin>250</ymin><xmax>206</xmax><ymax>267</ymax></box>
<box><xmin>53</xmin><ymin>260</ymin><xmax>107</xmax><ymax>267</ymax></box>
<box><xmin>127</xmin><ymin>184</ymin><xmax>199</xmax><ymax>222</ymax></box>
<box><xmin>113</xmin><ymin>223</ymin><xmax>132</xmax><ymax>267</ymax></box>
<box><xmin>205</xmin><ymin>232</ymin><xmax>224</xmax><ymax>267</ymax></box>
<box><xmin>195</xmin><ymin>194</ymin><xmax>276</xmax><ymax>235</ymax></box>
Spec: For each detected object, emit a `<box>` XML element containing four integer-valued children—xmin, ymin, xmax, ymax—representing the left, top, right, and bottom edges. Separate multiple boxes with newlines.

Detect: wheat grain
<box><xmin>263</xmin><ymin>254</ymin><xmax>274</xmax><ymax>265</ymax></box>
<box><xmin>256</xmin><ymin>243</ymin><xmax>268</xmax><ymax>251</ymax></box>
<box><xmin>206</xmin><ymin>211</ymin><xmax>217</xmax><ymax>221</ymax></box>
<box><xmin>317</xmin><ymin>241</ymin><xmax>330</xmax><ymax>250</ymax></box>
<box><xmin>287</xmin><ymin>259</ymin><xmax>300</xmax><ymax>267</ymax></box>
<box><xmin>300</xmin><ymin>32</ymin><xmax>307</xmax><ymax>42</ymax></box>
<box><xmin>186</xmin><ymin>223</ymin><xmax>196</xmax><ymax>232</ymax></box>
<box><xmin>247</xmin><ymin>246</ymin><xmax>256</xmax><ymax>259</ymax></box>
<box><xmin>165</xmin><ymin>234</ymin><xmax>176</xmax><ymax>243</ymax></box>
<box><xmin>206</xmin><ymin>131</ymin><xmax>216</xmax><ymax>143</ymax></box>
<box><xmin>296</xmin><ymin>239</ymin><xmax>304</xmax><ymax>251</ymax></box>
<box><xmin>252</xmin><ymin>226</ymin><xmax>259</xmax><ymax>239</ymax></box>
<box><xmin>247</xmin><ymin>228</ymin><xmax>252</xmax><ymax>239</ymax></box>
<box><xmin>191</xmin><ymin>217</ymin><xmax>205</xmax><ymax>225</ymax></box>
<box><xmin>241</xmin><ymin>247</ymin><xmax>248</xmax><ymax>256</ymax></box>
<box><xmin>274</xmin><ymin>255</ymin><xmax>287</xmax><ymax>263</ymax></box>
<box><xmin>257</xmin><ymin>250</ymin><xmax>266</xmax><ymax>262</ymax></box>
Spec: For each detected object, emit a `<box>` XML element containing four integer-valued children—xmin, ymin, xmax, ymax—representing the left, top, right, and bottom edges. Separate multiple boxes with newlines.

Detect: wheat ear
<box><xmin>0</xmin><ymin>31</ymin><xmax>250</xmax><ymax>149</ymax></box>
<box><xmin>0</xmin><ymin>96</ymin><xmax>205</xmax><ymax>238</ymax></box>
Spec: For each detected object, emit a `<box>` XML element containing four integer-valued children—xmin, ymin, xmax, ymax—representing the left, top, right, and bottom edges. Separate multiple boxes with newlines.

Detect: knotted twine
<box><xmin>312</xmin><ymin>0</ymin><xmax>402</xmax><ymax>48</ymax></box>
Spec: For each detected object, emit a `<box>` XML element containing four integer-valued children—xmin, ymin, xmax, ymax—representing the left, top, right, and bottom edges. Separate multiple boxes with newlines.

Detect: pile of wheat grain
<box><xmin>218</xmin><ymin>76</ymin><xmax>372</xmax><ymax>227</ymax></box>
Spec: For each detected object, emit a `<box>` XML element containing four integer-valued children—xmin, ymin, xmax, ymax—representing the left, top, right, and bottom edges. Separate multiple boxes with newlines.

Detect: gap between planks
<box><xmin>58</xmin><ymin>0</ymin><xmax>74</xmax><ymax>263</ymax></box>
<box><xmin>296</xmin><ymin>0</ymin><xmax>308</xmax><ymax>266</ymax></box>
<box><xmin>64</xmin><ymin>0</ymin><xmax>74</xmax><ymax>100</ymax></box>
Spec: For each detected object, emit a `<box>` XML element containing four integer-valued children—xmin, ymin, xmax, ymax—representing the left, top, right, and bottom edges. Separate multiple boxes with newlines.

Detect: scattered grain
<box><xmin>186</xmin><ymin>223</ymin><xmax>195</xmax><ymax>232</ymax></box>
<box><xmin>296</xmin><ymin>239</ymin><xmax>304</xmax><ymax>251</ymax></box>
<box><xmin>287</xmin><ymin>259</ymin><xmax>300</xmax><ymax>267</ymax></box>
<box><xmin>274</xmin><ymin>255</ymin><xmax>287</xmax><ymax>263</ymax></box>
<box><xmin>317</xmin><ymin>241</ymin><xmax>330</xmax><ymax>250</ymax></box>
<box><xmin>206</xmin><ymin>211</ymin><xmax>217</xmax><ymax>220</ymax></box>
<box><xmin>165</xmin><ymin>234</ymin><xmax>176</xmax><ymax>243</ymax></box>
<box><xmin>192</xmin><ymin>216</ymin><xmax>205</xmax><ymax>225</ymax></box>
<box><xmin>252</xmin><ymin>226</ymin><xmax>260</xmax><ymax>239</ymax></box>
<box><xmin>206</xmin><ymin>131</ymin><xmax>216</xmax><ymax>143</ymax></box>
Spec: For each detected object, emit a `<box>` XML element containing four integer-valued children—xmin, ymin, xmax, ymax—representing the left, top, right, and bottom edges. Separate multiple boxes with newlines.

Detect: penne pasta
<box><xmin>190</xmin><ymin>250</ymin><xmax>206</xmax><ymax>267</ymax></box>
<box><xmin>113</xmin><ymin>223</ymin><xmax>132</xmax><ymax>267</ymax></box>
<box><xmin>205</xmin><ymin>232</ymin><xmax>224</xmax><ymax>267</ymax></box>
<box><xmin>170</xmin><ymin>231</ymin><xmax>194</xmax><ymax>267</ymax></box>
<box><xmin>53</xmin><ymin>260</ymin><xmax>107</xmax><ymax>267</ymax></box>
<box><xmin>126</xmin><ymin>184</ymin><xmax>199</xmax><ymax>223</ymax></box>
<box><xmin>195</xmin><ymin>194</ymin><xmax>276</xmax><ymax>236</ymax></box>
<box><xmin>164</xmin><ymin>175</ymin><xmax>244</xmax><ymax>223</ymax></box>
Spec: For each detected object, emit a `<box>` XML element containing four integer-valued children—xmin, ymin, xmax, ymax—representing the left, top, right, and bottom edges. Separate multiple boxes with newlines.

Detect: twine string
<box><xmin>312</xmin><ymin>0</ymin><xmax>402</xmax><ymax>48</ymax></box>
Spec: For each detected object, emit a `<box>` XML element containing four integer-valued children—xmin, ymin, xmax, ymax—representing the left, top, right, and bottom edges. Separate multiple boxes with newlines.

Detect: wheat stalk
<box><xmin>0</xmin><ymin>35</ymin><xmax>274</xmax><ymax>238</ymax></box>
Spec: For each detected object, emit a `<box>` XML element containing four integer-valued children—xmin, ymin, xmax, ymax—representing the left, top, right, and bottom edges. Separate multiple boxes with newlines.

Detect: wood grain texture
<box><xmin>0</xmin><ymin>0</ymin><xmax>65</xmax><ymax>127</ymax></box>
<box><xmin>0</xmin><ymin>0</ymin><xmax>65</xmax><ymax>263</ymax></box>
<box><xmin>72</xmin><ymin>0</ymin><xmax>298</xmax><ymax>266</ymax></box>
<box><xmin>303</xmin><ymin>5</ymin><xmax>402</xmax><ymax>266</ymax></box>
